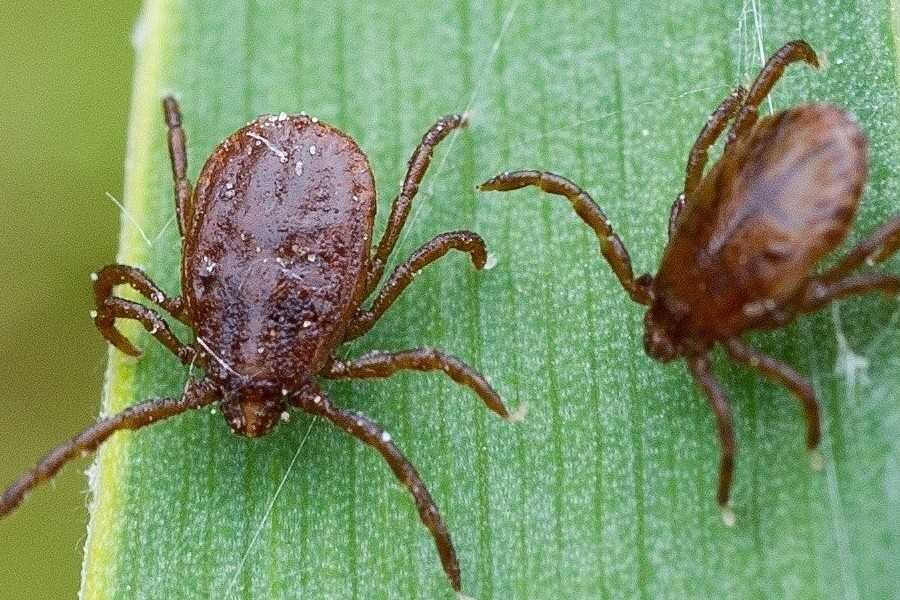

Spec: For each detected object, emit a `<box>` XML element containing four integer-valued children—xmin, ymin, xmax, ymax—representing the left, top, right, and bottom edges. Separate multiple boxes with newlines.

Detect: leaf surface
<box><xmin>82</xmin><ymin>1</ymin><xmax>899</xmax><ymax>598</ymax></box>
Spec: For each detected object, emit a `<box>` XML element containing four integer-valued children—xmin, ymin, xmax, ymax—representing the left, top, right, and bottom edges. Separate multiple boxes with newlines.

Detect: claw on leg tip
<box><xmin>720</xmin><ymin>504</ymin><xmax>736</xmax><ymax>527</ymax></box>
<box><xmin>808</xmin><ymin>449</ymin><xmax>825</xmax><ymax>471</ymax></box>
<box><xmin>505</xmin><ymin>402</ymin><xmax>528</xmax><ymax>423</ymax></box>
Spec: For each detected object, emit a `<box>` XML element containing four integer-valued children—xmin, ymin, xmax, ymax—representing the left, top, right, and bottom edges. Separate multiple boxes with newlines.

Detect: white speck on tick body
<box><xmin>202</xmin><ymin>256</ymin><xmax>217</xmax><ymax>274</ymax></box>
<box><xmin>247</xmin><ymin>132</ymin><xmax>288</xmax><ymax>161</ymax></box>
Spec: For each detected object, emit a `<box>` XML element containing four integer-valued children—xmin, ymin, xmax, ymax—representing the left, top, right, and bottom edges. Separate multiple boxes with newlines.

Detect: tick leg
<box><xmin>687</xmin><ymin>355</ymin><xmax>737</xmax><ymax>523</ymax></box>
<box><xmin>93</xmin><ymin>265</ymin><xmax>194</xmax><ymax>362</ymax></box>
<box><xmin>94</xmin><ymin>297</ymin><xmax>195</xmax><ymax>364</ymax></box>
<box><xmin>670</xmin><ymin>86</ymin><xmax>747</xmax><ymax>239</ymax></box>
<box><xmin>681</xmin><ymin>86</ymin><xmax>747</xmax><ymax>198</ymax></box>
<box><xmin>294</xmin><ymin>385</ymin><xmax>462</xmax><ymax>592</ymax></box>
<box><xmin>724</xmin><ymin>338</ymin><xmax>820</xmax><ymax>451</ymax></box>
<box><xmin>0</xmin><ymin>378</ymin><xmax>218</xmax><ymax>518</ymax></box>
<box><xmin>323</xmin><ymin>348</ymin><xmax>516</xmax><ymax>421</ymax></box>
<box><xmin>667</xmin><ymin>195</ymin><xmax>687</xmax><ymax>241</ymax></box>
<box><xmin>800</xmin><ymin>272</ymin><xmax>899</xmax><ymax>314</ymax></box>
<box><xmin>94</xmin><ymin>264</ymin><xmax>189</xmax><ymax>322</ymax></box>
<box><xmin>163</xmin><ymin>96</ymin><xmax>193</xmax><ymax>236</ymax></box>
<box><xmin>480</xmin><ymin>170</ymin><xmax>652</xmax><ymax>305</ymax></box>
<box><xmin>345</xmin><ymin>231</ymin><xmax>487</xmax><ymax>340</ymax></box>
<box><xmin>815</xmin><ymin>215</ymin><xmax>900</xmax><ymax>284</ymax></box>
<box><xmin>366</xmin><ymin>114</ymin><xmax>468</xmax><ymax>294</ymax></box>
<box><xmin>726</xmin><ymin>40</ymin><xmax>819</xmax><ymax>148</ymax></box>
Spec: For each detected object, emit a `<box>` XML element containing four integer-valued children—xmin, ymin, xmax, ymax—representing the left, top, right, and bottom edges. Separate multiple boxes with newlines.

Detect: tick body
<box><xmin>481</xmin><ymin>40</ymin><xmax>899</xmax><ymax>523</ymax></box>
<box><xmin>2</xmin><ymin>100</ymin><xmax>518</xmax><ymax>592</ymax></box>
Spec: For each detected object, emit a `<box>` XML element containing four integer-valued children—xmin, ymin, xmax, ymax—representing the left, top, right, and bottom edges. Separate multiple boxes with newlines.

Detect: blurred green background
<box><xmin>0</xmin><ymin>2</ymin><xmax>140</xmax><ymax>597</ymax></box>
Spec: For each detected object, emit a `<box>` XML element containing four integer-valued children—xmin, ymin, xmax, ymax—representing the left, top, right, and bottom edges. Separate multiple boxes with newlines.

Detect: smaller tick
<box><xmin>1</xmin><ymin>97</ymin><xmax>520</xmax><ymax>593</ymax></box>
<box><xmin>480</xmin><ymin>40</ymin><xmax>899</xmax><ymax>523</ymax></box>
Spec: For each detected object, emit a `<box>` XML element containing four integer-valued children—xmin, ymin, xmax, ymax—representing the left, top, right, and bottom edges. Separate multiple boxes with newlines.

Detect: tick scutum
<box><xmin>186</xmin><ymin>115</ymin><xmax>375</xmax><ymax>387</ymax></box>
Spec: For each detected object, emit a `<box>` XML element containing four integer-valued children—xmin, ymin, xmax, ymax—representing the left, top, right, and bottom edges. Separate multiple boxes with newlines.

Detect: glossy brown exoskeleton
<box><xmin>480</xmin><ymin>40</ymin><xmax>899</xmax><ymax>523</ymax></box>
<box><xmin>1</xmin><ymin>98</ymin><xmax>520</xmax><ymax>591</ymax></box>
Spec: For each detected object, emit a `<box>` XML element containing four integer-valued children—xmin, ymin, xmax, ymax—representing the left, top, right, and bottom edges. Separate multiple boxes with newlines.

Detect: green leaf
<box><xmin>82</xmin><ymin>1</ymin><xmax>899</xmax><ymax>598</ymax></box>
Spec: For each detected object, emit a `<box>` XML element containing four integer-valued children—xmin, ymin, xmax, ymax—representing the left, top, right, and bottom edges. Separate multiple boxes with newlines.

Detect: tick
<box><xmin>480</xmin><ymin>40</ymin><xmax>899</xmax><ymax>523</ymax></box>
<box><xmin>1</xmin><ymin>98</ymin><xmax>520</xmax><ymax>592</ymax></box>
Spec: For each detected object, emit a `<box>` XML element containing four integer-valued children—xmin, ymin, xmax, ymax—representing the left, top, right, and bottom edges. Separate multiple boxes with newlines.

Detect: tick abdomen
<box><xmin>656</xmin><ymin>104</ymin><xmax>867</xmax><ymax>339</ymax></box>
<box><xmin>185</xmin><ymin>115</ymin><xmax>376</xmax><ymax>380</ymax></box>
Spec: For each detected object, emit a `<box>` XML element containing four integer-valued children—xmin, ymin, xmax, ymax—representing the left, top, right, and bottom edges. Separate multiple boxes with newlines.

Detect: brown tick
<box><xmin>1</xmin><ymin>98</ymin><xmax>520</xmax><ymax>592</ymax></box>
<box><xmin>480</xmin><ymin>40</ymin><xmax>899</xmax><ymax>524</ymax></box>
